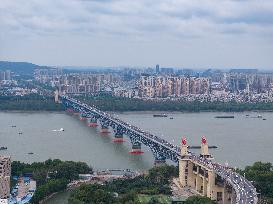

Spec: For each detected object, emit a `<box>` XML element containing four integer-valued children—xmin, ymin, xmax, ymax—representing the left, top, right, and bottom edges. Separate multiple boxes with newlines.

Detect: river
<box><xmin>0</xmin><ymin>111</ymin><xmax>272</xmax><ymax>203</ymax></box>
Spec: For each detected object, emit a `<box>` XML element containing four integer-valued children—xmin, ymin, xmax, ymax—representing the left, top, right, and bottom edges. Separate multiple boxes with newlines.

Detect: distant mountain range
<box><xmin>0</xmin><ymin>61</ymin><xmax>51</xmax><ymax>74</ymax></box>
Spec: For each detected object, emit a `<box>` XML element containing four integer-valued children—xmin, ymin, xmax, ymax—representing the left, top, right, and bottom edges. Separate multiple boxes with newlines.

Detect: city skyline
<box><xmin>1</xmin><ymin>0</ymin><xmax>273</xmax><ymax>69</ymax></box>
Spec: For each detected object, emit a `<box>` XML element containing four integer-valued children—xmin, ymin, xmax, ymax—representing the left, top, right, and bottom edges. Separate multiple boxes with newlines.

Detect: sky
<box><xmin>0</xmin><ymin>0</ymin><xmax>273</xmax><ymax>69</ymax></box>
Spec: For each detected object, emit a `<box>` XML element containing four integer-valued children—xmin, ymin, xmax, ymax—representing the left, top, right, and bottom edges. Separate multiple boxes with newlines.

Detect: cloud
<box><xmin>0</xmin><ymin>0</ymin><xmax>272</xmax><ymax>68</ymax></box>
<box><xmin>1</xmin><ymin>0</ymin><xmax>273</xmax><ymax>39</ymax></box>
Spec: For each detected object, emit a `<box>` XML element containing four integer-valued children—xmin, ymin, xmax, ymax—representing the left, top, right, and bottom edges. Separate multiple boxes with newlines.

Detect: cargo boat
<box><xmin>0</xmin><ymin>147</ymin><xmax>7</xmax><ymax>150</ymax></box>
<box><xmin>215</xmin><ymin>116</ymin><xmax>234</xmax><ymax>119</ymax></box>
<box><xmin>189</xmin><ymin>145</ymin><xmax>217</xmax><ymax>149</ymax></box>
<box><xmin>153</xmin><ymin>114</ymin><xmax>168</xmax><ymax>117</ymax></box>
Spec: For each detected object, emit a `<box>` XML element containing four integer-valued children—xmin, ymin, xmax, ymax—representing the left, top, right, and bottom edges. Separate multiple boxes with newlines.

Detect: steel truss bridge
<box><xmin>60</xmin><ymin>95</ymin><xmax>258</xmax><ymax>204</ymax></box>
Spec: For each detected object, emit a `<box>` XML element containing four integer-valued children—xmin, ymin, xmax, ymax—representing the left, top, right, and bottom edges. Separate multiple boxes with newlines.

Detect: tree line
<box><xmin>11</xmin><ymin>159</ymin><xmax>92</xmax><ymax>204</ymax></box>
<box><xmin>238</xmin><ymin>161</ymin><xmax>273</xmax><ymax>203</ymax></box>
<box><xmin>68</xmin><ymin>165</ymin><xmax>215</xmax><ymax>204</ymax></box>
<box><xmin>1</xmin><ymin>94</ymin><xmax>273</xmax><ymax>112</ymax></box>
<box><xmin>77</xmin><ymin>95</ymin><xmax>273</xmax><ymax>112</ymax></box>
<box><xmin>0</xmin><ymin>95</ymin><xmax>63</xmax><ymax>111</ymax></box>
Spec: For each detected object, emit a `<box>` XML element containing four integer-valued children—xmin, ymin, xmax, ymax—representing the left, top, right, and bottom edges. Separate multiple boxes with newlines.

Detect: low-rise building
<box><xmin>0</xmin><ymin>156</ymin><xmax>11</xmax><ymax>200</ymax></box>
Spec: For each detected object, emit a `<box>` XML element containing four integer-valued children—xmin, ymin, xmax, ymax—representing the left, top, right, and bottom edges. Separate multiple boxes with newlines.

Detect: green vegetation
<box><xmin>32</xmin><ymin>179</ymin><xmax>68</xmax><ymax>203</ymax></box>
<box><xmin>11</xmin><ymin>159</ymin><xmax>92</xmax><ymax>204</ymax></box>
<box><xmin>0</xmin><ymin>61</ymin><xmax>50</xmax><ymax>75</ymax></box>
<box><xmin>238</xmin><ymin>161</ymin><xmax>273</xmax><ymax>203</ymax></box>
<box><xmin>138</xmin><ymin>195</ymin><xmax>172</xmax><ymax>204</ymax></box>
<box><xmin>0</xmin><ymin>95</ymin><xmax>63</xmax><ymax>111</ymax></box>
<box><xmin>68</xmin><ymin>165</ymin><xmax>178</xmax><ymax>204</ymax></box>
<box><xmin>185</xmin><ymin>196</ymin><xmax>215</xmax><ymax>204</ymax></box>
<box><xmin>77</xmin><ymin>95</ymin><xmax>273</xmax><ymax>112</ymax></box>
<box><xmin>1</xmin><ymin>94</ymin><xmax>273</xmax><ymax>112</ymax></box>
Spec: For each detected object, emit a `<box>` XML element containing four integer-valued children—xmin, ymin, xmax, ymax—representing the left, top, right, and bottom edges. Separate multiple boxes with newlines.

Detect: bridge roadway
<box><xmin>61</xmin><ymin>95</ymin><xmax>258</xmax><ymax>204</ymax></box>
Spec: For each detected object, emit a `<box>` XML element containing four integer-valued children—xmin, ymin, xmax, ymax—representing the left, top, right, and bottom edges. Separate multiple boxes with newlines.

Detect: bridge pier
<box><xmin>73</xmin><ymin>109</ymin><xmax>80</xmax><ymax>116</ymax></box>
<box><xmin>66</xmin><ymin>108</ymin><xmax>74</xmax><ymax>113</ymax></box>
<box><xmin>207</xmin><ymin>171</ymin><xmax>216</xmax><ymax>200</ymax></box>
<box><xmin>154</xmin><ymin>157</ymin><xmax>166</xmax><ymax>166</ymax></box>
<box><xmin>150</xmin><ymin>147</ymin><xmax>166</xmax><ymax>166</ymax></box>
<box><xmin>129</xmin><ymin>141</ymin><xmax>143</xmax><ymax>154</ymax></box>
<box><xmin>79</xmin><ymin>113</ymin><xmax>87</xmax><ymax>121</ymax></box>
<box><xmin>88</xmin><ymin>117</ymin><xmax>98</xmax><ymax>127</ymax></box>
<box><xmin>222</xmin><ymin>183</ymin><xmax>232</xmax><ymax>204</ymax></box>
<box><xmin>113</xmin><ymin>130</ymin><xmax>125</xmax><ymax>143</ymax></box>
<box><xmin>100</xmin><ymin>123</ymin><xmax>110</xmax><ymax>134</ymax></box>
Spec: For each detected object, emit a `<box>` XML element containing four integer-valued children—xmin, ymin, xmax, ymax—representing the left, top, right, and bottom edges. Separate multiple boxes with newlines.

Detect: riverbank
<box><xmin>40</xmin><ymin>191</ymin><xmax>65</xmax><ymax>204</ymax></box>
<box><xmin>2</xmin><ymin>94</ymin><xmax>273</xmax><ymax>112</ymax></box>
<box><xmin>0</xmin><ymin>95</ymin><xmax>63</xmax><ymax>111</ymax></box>
<box><xmin>76</xmin><ymin>95</ymin><xmax>273</xmax><ymax>112</ymax></box>
<box><xmin>11</xmin><ymin>159</ymin><xmax>91</xmax><ymax>204</ymax></box>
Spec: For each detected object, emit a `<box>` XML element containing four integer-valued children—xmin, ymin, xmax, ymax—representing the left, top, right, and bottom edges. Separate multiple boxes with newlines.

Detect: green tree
<box><xmin>186</xmin><ymin>196</ymin><xmax>215</xmax><ymax>204</ymax></box>
<box><xmin>239</xmin><ymin>162</ymin><xmax>273</xmax><ymax>199</ymax></box>
<box><xmin>148</xmin><ymin>197</ymin><xmax>163</xmax><ymax>204</ymax></box>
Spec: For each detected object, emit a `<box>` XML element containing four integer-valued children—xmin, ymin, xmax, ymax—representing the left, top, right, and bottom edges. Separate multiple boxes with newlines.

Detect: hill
<box><xmin>0</xmin><ymin>61</ymin><xmax>51</xmax><ymax>75</ymax></box>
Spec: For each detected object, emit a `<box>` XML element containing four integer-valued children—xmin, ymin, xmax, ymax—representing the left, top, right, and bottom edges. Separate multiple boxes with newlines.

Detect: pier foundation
<box><xmin>129</xmin><ymin>142</ymin><xmax>143</xmax><ymax>154</ymax></box>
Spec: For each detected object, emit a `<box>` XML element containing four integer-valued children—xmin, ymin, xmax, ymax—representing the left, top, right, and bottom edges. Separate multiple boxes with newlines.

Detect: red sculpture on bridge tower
<box><xmin>202</xmin><ymin>136</ymin><xmax>207</xmax><ymax>144</ymax></box>
<box><xmin>181</xmin><ymin>137</ymin><xmax>187</xmax><ymax>145</ymax></box>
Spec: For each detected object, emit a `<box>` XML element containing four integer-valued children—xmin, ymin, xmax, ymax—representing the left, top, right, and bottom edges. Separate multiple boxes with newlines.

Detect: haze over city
<box><xmin>1</xmin><ymin>0</ymin><xmax>273</xmax><ymax>69</ymax></box>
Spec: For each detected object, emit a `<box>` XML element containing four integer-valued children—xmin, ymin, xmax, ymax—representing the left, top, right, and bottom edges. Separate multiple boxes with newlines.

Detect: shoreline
<box><xmin>0</xmin><ymin>110</ymin><xmax>64</xmax><ymax>113</ymax></box>
<box><xmin>1</xmin><ymin>109</ymin><xmax>273</xmax><ymax>114</ymax></box>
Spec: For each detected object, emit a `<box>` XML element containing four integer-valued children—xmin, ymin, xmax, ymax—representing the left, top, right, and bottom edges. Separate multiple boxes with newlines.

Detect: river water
<box><xmin>0</xmin><ymin>111</ymin><xmax>272</xmax><ymax>203</ymax></box>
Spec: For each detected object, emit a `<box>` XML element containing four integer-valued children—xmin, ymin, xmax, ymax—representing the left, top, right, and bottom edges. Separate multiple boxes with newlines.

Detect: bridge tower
<box><xmin>54</xmin><ymin>90</ymin><xmax>60</xmax><ymax>103</ymax></box>
<box><xmin>200</xmin><ymin>136</ymin><xmax>213</xmax><ymax>160</ymax></box>
<box><xmin>179</xmin><ymin>137</ymin><xmax>191</xmax><ymax>187</ymax></box>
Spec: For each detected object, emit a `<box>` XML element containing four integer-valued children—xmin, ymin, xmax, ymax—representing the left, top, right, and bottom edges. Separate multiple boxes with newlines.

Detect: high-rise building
<box><xmin>0</xmin><ymin>156</ymin><xmax>11</xmax><ymax>200</ymax></box>
<box><xmin>0</xmin><ymin>71</ymin><xmax>5</xmax><ymax>81</ymax></box>
<box><xmin>4</xmin><ymin>70</ymin><xmax>11</xmax><ymax>80</ymax></box>
<box><xmin>156</xmin><ymin>64</ymin><xmax>160</xmax><ymax>74</ymax></box>
<box><xmin>0</xmin><ymin>70</ymin><xmax>11</xmax><ymax>81</ymax></box>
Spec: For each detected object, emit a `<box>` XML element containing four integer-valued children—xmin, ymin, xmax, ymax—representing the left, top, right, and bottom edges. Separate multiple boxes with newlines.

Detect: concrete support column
<box><xmin>223</xmin><ymin>184</ymin><xmax>232</xmax><ymax>204</ymax></box>
<box><xmin>66</xmin><ymin>108</ymin><xmax>74</xmax><ymax>113</ymax></box>
<box><xmin>179</xmin><ymin>159</ymin><xmax>187</xmax><ymax>187</ymax></box>
<box><xmin>196</xmin><ymin>174</ymin><xmax>202</xmax><ymax>194</ymax></box>
<box><xmin>113</xmin><ymin>130</ymin><xmax>125</xmax><ymax>142</ymax></box>
<box><xmin>187</xmin><ymin>161</ymin><xmax>195</xmax><ymax>188</ymax></box>
<box><xmin>203</xmin><ymin>176</ymin><xmax>207</xmax><ymax>196</ymax></box>
<box><xmin>207</xmin><ymin>171</ymin><xmax>216</xmax><ymax>200</ymax></box>
<box><xmin>154</xmin><ymin>157</ymin><xmax>166</xmax><ymax>167</ymax></box>
<box><xmin>88</xmin><ymin>117</ymin><xmax>98</xmax><ymax>127</ymax></box>
<box><xmin>100</xmin><ymin>123</ymin><xmax>110</xmax><ymax>134</ymax></box>
<box><xmin>73</xmin><ymin>110</ymin><xmax>80</xmax><ymax>116</ymax></box>
<box><xmin>80</xmin><ymin>113</ymin><xmax>87</xmax><ymax>121</ymax></box>
<box><xmin>222</xmin><ymin>188</ymin><xmax>226</xmax><ymax>204</ymax></box>
<box><xmin>231</xmin><ymin>188</ymin><xmax>235</xmax><ymax>204</ymax></box>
